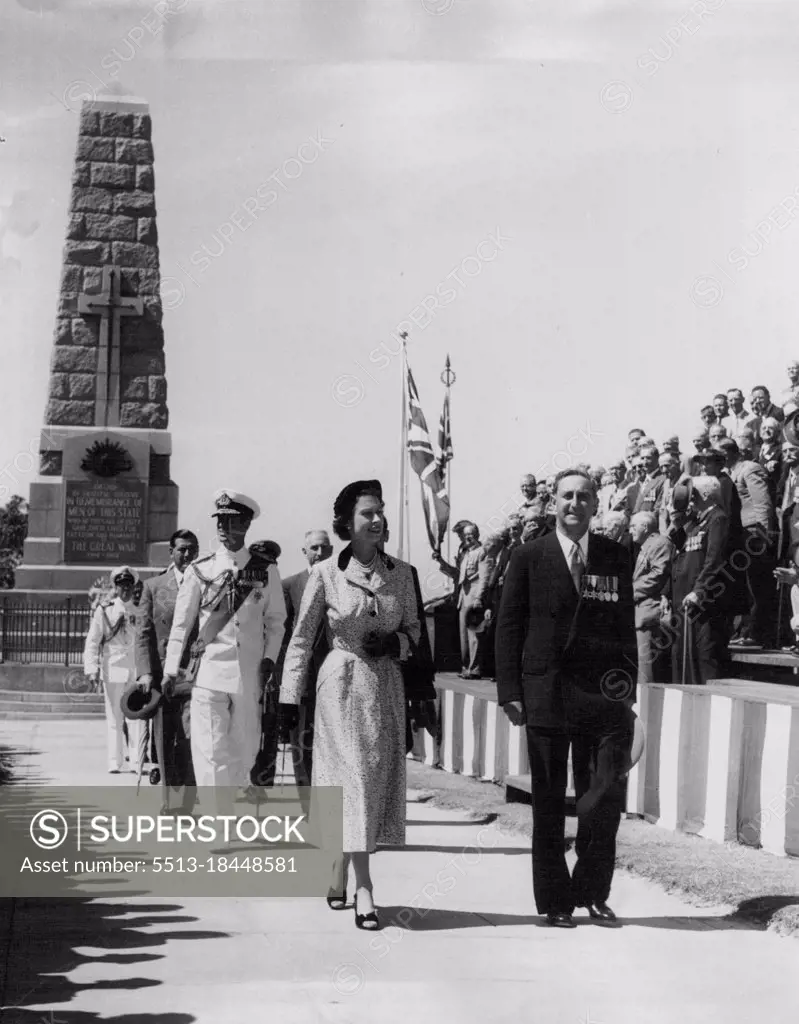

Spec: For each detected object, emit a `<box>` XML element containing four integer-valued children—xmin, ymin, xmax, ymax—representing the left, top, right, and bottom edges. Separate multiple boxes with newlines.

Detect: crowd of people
<box><xmin>437</xmin><ymin>364</ymin><xmax>799</xmax><ymax>688</ymax></box>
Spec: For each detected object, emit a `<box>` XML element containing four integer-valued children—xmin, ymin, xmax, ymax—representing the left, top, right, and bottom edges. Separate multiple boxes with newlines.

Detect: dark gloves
<box><xmin>277</xmin><ymin>703</ymin><xmax>300</xmax><ymax>734</ymax></box>
<box><xmin>409</xmin><ymin>699</ymin><xmax>437</xmax><ymax>737</ymax></box>
<box><xmin>258</xmin><ymin>658</ymin><xmax>277</xmax><ymax>705</ymax></box>
<box><xmin>362</xmin><ymin>631</ymin><xmax>401</xmax><ymax>659</ymax></box>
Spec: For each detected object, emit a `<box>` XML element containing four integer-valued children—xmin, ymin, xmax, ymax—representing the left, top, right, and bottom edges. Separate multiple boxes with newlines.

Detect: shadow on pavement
<box><xmin>0</xmin><ymin>897</ymin><xmax>228</xmax><ymax>1022</ymax></box>
<box><xmin>379</xmin><ymin>906</ymin><xmax>541</xmax><ymax>930</ymax></box>
<box><xmin>730</xmin><ymin>894</ymin><xmax>799</xmax><ymax>928</ymax></box>
<box><xmin>379</xmin><ymin>905</ymin><xmax>766</xmax><ymax>933</ymax></box>
<box><xmin>0</xmin><ymin>745</ymin><xmax>37</xmax><ymax>787</ymax></box>
<box><xmin>381</xmin><ymin>843</ymin><xmax>527</xmax><ymax>855</ymax></box>
<box><xmin>405</xmin><ymin>818</ymin><xmax>499</xmax><ymax>828</ymax></box>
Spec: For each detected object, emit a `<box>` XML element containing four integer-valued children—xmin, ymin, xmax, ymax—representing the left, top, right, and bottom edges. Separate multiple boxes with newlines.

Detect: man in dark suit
<box><xmin>136</xmin><ymin>529</ymin><xmax>199</xmax><ymax>813</ymax></box>
<box><xmin>495</xmin><ymin>469</ymin><xmax>637</xmax><ymax>928</ymax></box>
<box><xmin>258</xmin><ymin>529</ymin><xmax>334</xmax><ymax>787</ymax></box>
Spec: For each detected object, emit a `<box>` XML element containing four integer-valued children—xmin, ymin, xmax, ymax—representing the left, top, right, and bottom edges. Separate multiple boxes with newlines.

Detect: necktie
<box><xmin>569</xmin><ymin>542</ymin><xmax>584</xmax><ymax>594</ymax></box>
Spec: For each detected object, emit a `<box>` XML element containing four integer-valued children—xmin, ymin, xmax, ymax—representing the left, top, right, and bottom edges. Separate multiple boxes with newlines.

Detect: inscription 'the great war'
<box><xmin>63</xmin><ymin>479</ymin><xmax>147</xmax><ymax>564</ymax></box>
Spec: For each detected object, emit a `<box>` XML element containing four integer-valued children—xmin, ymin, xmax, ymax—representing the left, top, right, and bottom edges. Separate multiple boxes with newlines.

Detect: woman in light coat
<box><xmin>280</xmin><ymin>479</ymin><xmax>430</xmax><ymax>931</ymax></box>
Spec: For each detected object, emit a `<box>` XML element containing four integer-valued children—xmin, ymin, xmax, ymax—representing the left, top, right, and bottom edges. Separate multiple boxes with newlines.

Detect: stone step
<box><xmin>0</xmin><ymin>688</ymin><xmax>103</xmax><ymax>704</ymax></box>
<box><xmin>0</xmin><ymin>665</ymin><xmax>93</xmax><ymax>693</ymax></box>
<box><xmin>0</xmin><ymin>696</ymin><xmax>104</xmax><ymax>716</ymax></box>
<box><xmin>0</xmin><ymin>704</ymin><xmax>104</xmax><ymax>716</ymax></box>
<box><xmin>0</xmin><ymin>710</ymin><xmax>102</xmax><ymax>720</ymax></box>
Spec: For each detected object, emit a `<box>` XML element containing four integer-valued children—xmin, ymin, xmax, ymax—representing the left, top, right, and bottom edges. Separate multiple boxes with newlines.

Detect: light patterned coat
<box><xmin>280</xmin><ymin>547</ymin><xmax>421</xmax><ymax>853</ymax></box>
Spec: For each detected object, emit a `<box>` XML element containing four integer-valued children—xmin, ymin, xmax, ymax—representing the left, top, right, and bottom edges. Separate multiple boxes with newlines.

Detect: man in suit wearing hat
<box><xmin>136</xmin><ymin>529</ymin><xmax>199</xmax><ymax>812</ymax></box>
<box><xmin>84</xmin><ymin>566</ymin><xmax>143</xmax><ymax>774</ymax></box>
<box><xmin>257</xmin><ymin>529</ymin><xmax>334</xmax><ymax>788</ymax></box>
<box><xmin>163</xmin><ymin>491</ymin><xmax>286</xmax><ymax>794</ymax></box>
<box><xmin>496</xmin><ymin>468</ymin><xmax>637</xmax><ymax>928</ymax></box>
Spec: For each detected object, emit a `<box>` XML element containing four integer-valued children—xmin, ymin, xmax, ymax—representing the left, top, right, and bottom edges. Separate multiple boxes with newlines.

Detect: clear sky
<box><xmin>2</xmin><ymin>0</ymin><xmax>799</xmax><ymax>586</ymax></box>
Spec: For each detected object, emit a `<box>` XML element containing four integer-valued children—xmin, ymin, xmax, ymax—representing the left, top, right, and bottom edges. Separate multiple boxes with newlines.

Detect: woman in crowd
<box><xmin>280</xmin><ymin>479</ymin><xmax>426</xmax><ymax>931</ymax></box>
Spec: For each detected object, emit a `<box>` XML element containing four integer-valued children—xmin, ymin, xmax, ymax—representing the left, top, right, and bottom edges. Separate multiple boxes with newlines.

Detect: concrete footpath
<box><xmin>0</xmin><ymin>718</ymin><xmax>796</xmax><ymax>1024</ymax></box>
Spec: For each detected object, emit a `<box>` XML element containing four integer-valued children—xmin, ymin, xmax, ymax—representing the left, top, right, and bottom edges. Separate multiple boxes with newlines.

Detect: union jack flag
<box><xmin>406</xmin><ymin>364</ymin><xmax>450</xmax><ymax>554</ymax></box>
<box><xmin>436</xmin><ymin>389</ymin><xmax>453</xmax><ymax>482</ymax></box>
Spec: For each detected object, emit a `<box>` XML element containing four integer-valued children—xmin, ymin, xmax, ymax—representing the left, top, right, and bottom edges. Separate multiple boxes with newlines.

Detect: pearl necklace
<box><xmin>353</xmin><ymin>552</ymin><xmax>379</xmax><ymax>576</ymax></box>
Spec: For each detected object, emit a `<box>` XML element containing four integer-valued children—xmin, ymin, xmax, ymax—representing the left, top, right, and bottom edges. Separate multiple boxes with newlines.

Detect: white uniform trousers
<box><xmin>190</xmin><ymin>686</ymin><xmax>261</xmax><ymax>791</ymax></box>
<box><xmin>103</xmin><ymin>673</ymin><xmax>143</xmax><ymax>773</ymax></box>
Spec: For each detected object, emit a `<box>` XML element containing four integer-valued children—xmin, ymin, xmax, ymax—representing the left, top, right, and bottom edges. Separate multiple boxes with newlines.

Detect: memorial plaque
<box><xmin>63</xmin><ymin>479</ymin><xmax>147</xmax><ymax>564</ymax></box>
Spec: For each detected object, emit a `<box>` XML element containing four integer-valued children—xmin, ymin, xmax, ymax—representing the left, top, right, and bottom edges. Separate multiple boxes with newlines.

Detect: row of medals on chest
<box><xmin>581</xmin><ymin>575</ymin><xmax>619</xmax><ymax>602</ymax></box>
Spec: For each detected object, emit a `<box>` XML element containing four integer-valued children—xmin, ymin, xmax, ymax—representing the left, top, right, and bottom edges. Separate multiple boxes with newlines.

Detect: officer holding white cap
<box><xmin>163</xmin><ymin>490</ymin><xmax>286</xmax><ymax>791</ymax></box>
<box><xmin>84</xmin><ymin>565</ymin><xmax>144</xmax><ymax>774</ymax></box>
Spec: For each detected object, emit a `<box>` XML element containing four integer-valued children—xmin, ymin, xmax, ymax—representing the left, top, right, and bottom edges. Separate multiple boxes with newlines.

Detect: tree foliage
<box><xmin>0</xmin><ymin>495</ymin><xmax>28</xmax><ymax>589</ymax></box>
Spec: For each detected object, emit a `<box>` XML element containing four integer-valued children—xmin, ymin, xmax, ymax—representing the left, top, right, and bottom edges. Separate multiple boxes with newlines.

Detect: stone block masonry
<box><xmin>16</xmin><ymin>94</ymin><xmax>179</xmax><ymax>598</ymax></box>
<box><xmin>47</xmin><ymin>96</ymin><xmax>168</xmax><ymax>431</ymax></box>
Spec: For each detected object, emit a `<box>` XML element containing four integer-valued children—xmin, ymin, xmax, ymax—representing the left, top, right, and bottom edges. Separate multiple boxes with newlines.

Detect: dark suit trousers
<box><xmin>670</xmin><ymin>608</ymin><xmax>727</xmax><ymax>685</ymax></box>
<box><xmin>526</xmin><ymin>724</ymin><xmax>629</xmax><ymax>915</ymax></box>
<box><xmin>255</xmin><ymin>689</ymin><xmax>315</xmax><ymax>788</ymax></box>
<box><xmin>153</xmin><ymin>695</ymin><xmax>196</xmax><ymax>812</ymax></box>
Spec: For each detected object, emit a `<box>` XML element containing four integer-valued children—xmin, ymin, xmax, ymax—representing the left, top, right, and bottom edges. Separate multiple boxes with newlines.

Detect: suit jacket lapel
<box><xmin>546</xmin><ymin>531</ymin><xmax>578</xmax><ymax>606</ymax></box>
<box><xmin>564</xmin><ymin>533</ymin><xmax>595</xmax><ymax>651</ymax></box>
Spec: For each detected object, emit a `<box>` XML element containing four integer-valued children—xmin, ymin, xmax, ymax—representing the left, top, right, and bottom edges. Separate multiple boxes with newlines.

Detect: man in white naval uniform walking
<box><xmin>163</xmin><ymin>490</ymin><xmax>286</xmax><ymax>791</ymax></box>
<box><xmin>84</xmin><ymin>566</ymin><xmax>143</xmax><ymax>774</ymax></box>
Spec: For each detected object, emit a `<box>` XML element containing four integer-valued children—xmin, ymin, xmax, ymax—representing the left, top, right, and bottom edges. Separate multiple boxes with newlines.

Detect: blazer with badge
<box><xmin>135</xmin><ymin>567</ymin><xmax>195</xmax><ymax>682</ymax></box>
<box><xmin>495</xmin><ymin>530</ymin><xmax>637</xmax><ymax>731</ymax></box>
<box><xmin>164</xmin><ymin>549</ymin><xmax>286</xmax><ymax>695</ymax></box>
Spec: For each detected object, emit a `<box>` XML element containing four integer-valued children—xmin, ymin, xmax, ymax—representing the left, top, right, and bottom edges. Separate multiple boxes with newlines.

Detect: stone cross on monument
<box><xmin>16</xmin><ymin>94</ymin><xmax>179</xmax><ymax>602</ymax></box>
<box><xmin>77</xmin><ymin>266</ymin><xmax>143</xmax><ymax>428</ymax></box>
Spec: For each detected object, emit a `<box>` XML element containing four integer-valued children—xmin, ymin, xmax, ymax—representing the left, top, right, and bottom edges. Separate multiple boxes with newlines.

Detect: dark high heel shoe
<box><xmin>326</xmin><ymin>889</ymin><xmax>347</xmax><ymax>910</ymax></box>
<box><xmin>354</xmin><ymin>891</ymin><xmax>380</xmax><ymax>931</ymax></box>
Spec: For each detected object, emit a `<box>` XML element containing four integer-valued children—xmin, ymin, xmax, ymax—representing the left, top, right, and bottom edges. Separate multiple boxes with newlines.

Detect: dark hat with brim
<box><xmin>249</xmin><ymin>540</ymin><xmax>281</xmax><ymax>561</ymax></box>
<box><xmin>714</xmin><ymin>438</ymin><xmax>739</xmax><ymax>456</ymax></box>
<box><xmin>671</xmin><ymin>479</ymin><xmax>693</xmax><ymax>512</ymax></box>
<box><xmin>695</xmin><ymin>448</ymin><xmax>725</xmax><ymax>463</ymax></box>
<box><xmin>120</xmin><ymin>682</ymin><xmax>161</xmax><ymax>721</ymax></box>
<box><xmin>333</xmin><ymin>479</ymin><xmax>383</xmax><ymax>521</ymax></box>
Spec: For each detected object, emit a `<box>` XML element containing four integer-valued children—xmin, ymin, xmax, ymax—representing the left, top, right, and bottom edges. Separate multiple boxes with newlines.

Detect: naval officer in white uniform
<box><xmin>163</xmin><ymin>490</ymin><xmax>286</xmax><ymax>790</ymax></box>
<box><xmin>84</xmin><ymin>566</ymin><xmax>143</xmax><ymax>774</ymax></box>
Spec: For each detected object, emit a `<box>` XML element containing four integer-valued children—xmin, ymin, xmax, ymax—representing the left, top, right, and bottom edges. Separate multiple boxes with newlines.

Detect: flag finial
<box><xmin>440</xmin><ymin>355</ymin><xmax>456</xmax><ymax>387</ymax></box>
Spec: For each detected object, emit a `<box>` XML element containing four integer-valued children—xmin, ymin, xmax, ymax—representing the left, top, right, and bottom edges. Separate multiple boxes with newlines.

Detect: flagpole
<box><xmin>441</xmin><ymin>354</ymin><xmax>456</xmax><ymax>566</ymax></box>
<box><xmin>403</xmin><ymin>339</ymin><xmax>411</xmax><ymax>563</ymax></box>
<box><xmin>397</xmin><ymin>332</ymin><xmax>408</xmax><ymax>560</ymax></box>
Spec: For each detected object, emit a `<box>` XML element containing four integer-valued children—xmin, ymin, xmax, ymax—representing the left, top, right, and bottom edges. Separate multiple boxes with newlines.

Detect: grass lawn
<box><xmin>407</xmin><ymin>760</ymin><xmax>799</xmax><ymax>937</ymax></box>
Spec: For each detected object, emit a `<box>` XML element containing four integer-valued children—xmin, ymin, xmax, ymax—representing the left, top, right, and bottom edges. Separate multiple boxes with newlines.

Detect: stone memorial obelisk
<box><xmin>16</xmin><ymin>95</ymin><xmax>178</xmax><ymax>601</ymax></box>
